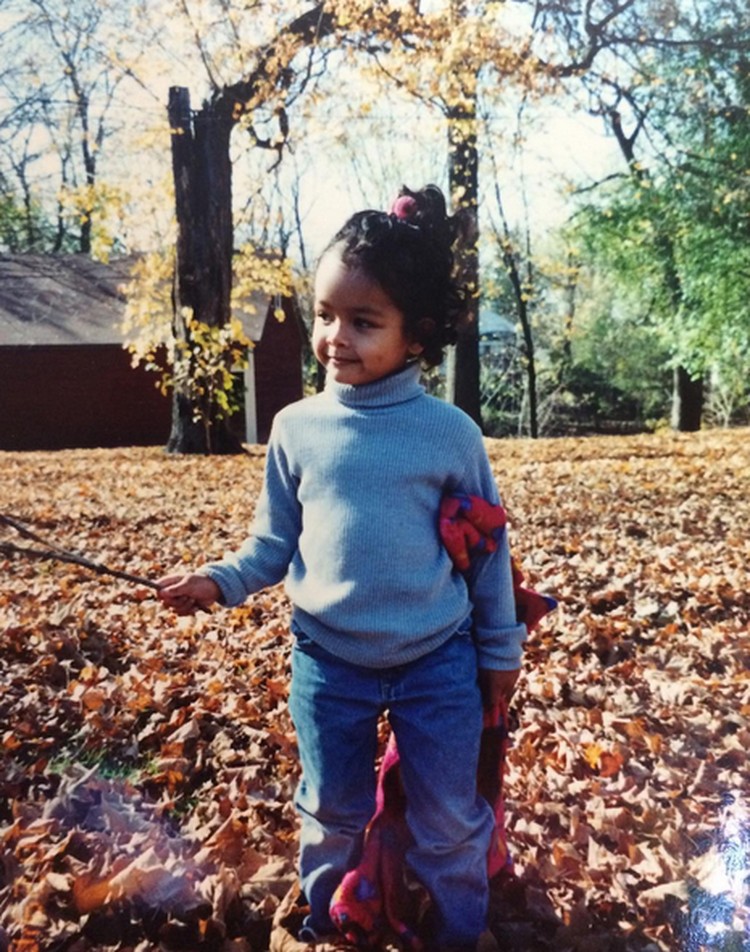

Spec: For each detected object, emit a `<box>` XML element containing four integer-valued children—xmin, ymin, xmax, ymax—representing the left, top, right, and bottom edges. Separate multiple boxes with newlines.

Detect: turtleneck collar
<box><xmin>324</xmin><ymin>362</ymin><xmax>424</xmax><ymax>409</ymax></box>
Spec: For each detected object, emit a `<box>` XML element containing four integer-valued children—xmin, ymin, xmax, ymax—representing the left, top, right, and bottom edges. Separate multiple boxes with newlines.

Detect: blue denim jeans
<box><xmin>288</xmin><ymin>621</ymin><xmax>494</xmax><ymax>948</ymax></box>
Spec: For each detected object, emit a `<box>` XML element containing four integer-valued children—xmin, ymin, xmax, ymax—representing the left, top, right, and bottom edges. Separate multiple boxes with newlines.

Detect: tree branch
<box><xmin>0</xmin><ymin>514</ymin><xmax>160</xmax><ymax>590</ymax></box>
<box><xmin>220</xmin><ymin>3</ymin><xmax>336</xmax><ymax>115</ymax></box>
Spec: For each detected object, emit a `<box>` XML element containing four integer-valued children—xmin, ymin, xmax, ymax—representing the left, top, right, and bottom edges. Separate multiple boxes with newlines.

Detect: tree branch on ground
<box><xmin>0</xmin><ymin>514</ymin><xmax>159</xmax><ymax>590</ymax></box>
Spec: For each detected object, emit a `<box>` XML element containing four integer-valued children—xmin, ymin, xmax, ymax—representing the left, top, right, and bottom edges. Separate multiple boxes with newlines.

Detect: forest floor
<box><xmin>1</xmin><ymin>428</ymin><xmax>749</xmax><ymax>952</ymax></box>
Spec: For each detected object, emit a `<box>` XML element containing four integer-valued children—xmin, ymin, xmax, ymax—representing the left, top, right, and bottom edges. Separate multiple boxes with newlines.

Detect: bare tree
<box><xmin>0</xmin><ymin>0</ymin><xmax>137</xmax><ymax>254</ymax></box>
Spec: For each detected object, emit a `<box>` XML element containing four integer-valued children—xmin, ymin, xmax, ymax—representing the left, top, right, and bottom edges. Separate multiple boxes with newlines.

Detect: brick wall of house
<box><xmin>253</xmin><ymin>302</ymin><xmax>305</xmax><ymax>444</ymax></box>
<box><xmin>0</xmin><ymin>345</ymin><xmax>172</xmax><ymax>450</ymax></box>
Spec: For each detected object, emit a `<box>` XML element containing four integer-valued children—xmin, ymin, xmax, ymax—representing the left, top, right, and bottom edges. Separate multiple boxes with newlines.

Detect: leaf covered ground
<box><xmin>1</xmin><ymin>429</ymin><xmax>749</xmax><ymax>952</ymax></box>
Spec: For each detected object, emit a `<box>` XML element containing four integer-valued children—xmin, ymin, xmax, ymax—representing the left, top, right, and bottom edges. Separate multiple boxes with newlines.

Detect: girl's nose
<box><xmin>328</xmin><ymin>318</ymin><xmax>348</xmax><ymax>346</ymax></box>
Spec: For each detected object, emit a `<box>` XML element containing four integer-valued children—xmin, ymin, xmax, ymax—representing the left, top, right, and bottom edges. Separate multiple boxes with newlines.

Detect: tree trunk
<box><xmin>657</xmin><ymin>233</ymin><xmax>704</xmax><ymax>432</ymax></box>
<box><xmin>77</xmin><ymin>91</ymin><xmax>94</xmax><ymax>255</ymax></box>
<box><xmin>490</xmin><ymin>171</ymin><xmax>539</xmax><ymax>437</ymax></box>
<box><xmin>446</xmin><ymin>98</ymin><xmax>482</xmax><ymax>429</ymax></box>
<box><xmin>671</xmin><ymin>366</ymin><xmax>703</xmax><ymax>431</ymax></box>
<box><xmin>517</xmin><ymin>295</ymin><xmax>538</xmax><ymax>438</ymax></box>
<box><xmin>610</xmin><ymin>110</ymin><xmax>704</xmax><ymax>433</ymax></box>
<box><xmin>660</xmin><ymin>241</ymin><xmax>704</xmax><ymax>433</ymax></box>
<box><xmin>166</xmin><ymin>86</ymin><xmax>244</xmax><ymax>454</ymax></box>
<box><xmin>163</xmin><ymin>7</ymin><xmax>335</xmax><ymax>453</ymax></box>
<box><xmin>498</xmin><ymin>247</ymin><xmax>538</xmax><ymax>437</ymax></box>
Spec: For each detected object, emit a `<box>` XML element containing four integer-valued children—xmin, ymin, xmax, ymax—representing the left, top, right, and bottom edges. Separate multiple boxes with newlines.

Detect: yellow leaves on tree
<box><xmin>326</xmin><ymin>0</ymin><xmax>552</xmax><ymax>115</ymax></box>
<box><xmin>122</xmin><ymin>243</ymin><xmax>294</xmax><ymax>431</ymax></box>
<box><xmin>58</xmin><ymin>182</ymin><xmax>131</xmax><ymax>262</ymax></box>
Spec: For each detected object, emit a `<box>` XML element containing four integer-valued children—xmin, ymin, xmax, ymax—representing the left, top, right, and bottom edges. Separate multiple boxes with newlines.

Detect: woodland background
<box><xmin>1</xmin><ymin>0</ymin><xmax>749</xmax><ymax>441</ymax></box>
<box><xmin>1</xmin><ymin>429</ymin><xmax>749</xmax><ymax>951</ymax></box>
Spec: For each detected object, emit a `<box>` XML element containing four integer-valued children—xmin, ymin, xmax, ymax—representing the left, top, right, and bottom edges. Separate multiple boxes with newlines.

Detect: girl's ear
<box><xmin>410</xmin><ymin>317</ymin><xmax>435</xmax><ymax>355</ymax></box>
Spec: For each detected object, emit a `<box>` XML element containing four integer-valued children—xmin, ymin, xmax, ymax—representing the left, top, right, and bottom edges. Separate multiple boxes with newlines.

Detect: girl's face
<box><xmin>313</xmin><ymin>247</ymin><xmax>422</xmax><ymax>387</ymax></box>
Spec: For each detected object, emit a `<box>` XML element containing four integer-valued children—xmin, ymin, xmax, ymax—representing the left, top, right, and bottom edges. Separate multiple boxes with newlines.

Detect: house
<box><xmin>478</xmin><ymin>305</ymin><xmax>515</xmax><ymax>357</ymax></box>
<box><xmin>0</xmin><ymin>254</ymin><xmax>304</xmax><ymax>451</ymax></box>
<box><xmin>233</xmin><ymin>283</ymin><xmax>306</xmax><ymax>445</ymax></box>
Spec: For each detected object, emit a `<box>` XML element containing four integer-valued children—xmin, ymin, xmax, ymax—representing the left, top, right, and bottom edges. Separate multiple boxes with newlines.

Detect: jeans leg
<box><xmin>288</xmin><ymin>629</ymin><xmax>381</xmax><ymax>933</ymax></box>
<box><xmin>387</xmin><ymin>630</ymin><xmax>494</xmax><ymax>948</ymax></box>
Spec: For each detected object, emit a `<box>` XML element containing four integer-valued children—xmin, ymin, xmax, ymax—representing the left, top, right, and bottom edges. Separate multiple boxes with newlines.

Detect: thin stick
<box><xmin>0</xmin><ymin>514</ymin><xmax>160</xmax><ymax>590</ymax></box>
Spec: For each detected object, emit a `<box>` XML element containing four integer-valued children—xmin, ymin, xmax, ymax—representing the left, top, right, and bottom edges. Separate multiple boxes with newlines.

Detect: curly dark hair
<box><xmin>321</xmin><ymin>184</ymin><xmax>468</xmax><ymax>368</ymax></box>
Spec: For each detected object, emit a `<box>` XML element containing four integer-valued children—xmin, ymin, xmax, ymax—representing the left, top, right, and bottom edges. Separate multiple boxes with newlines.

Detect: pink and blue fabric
<box><xmin>329</xmin><ymin>494</ymin><xmax>556</xmax><ymax>949</ymax></box>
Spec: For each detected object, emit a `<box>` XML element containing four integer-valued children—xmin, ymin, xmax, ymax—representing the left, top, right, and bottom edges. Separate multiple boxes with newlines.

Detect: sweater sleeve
<box><xmin>457</xmin><ymin>433</ymin><xmax>527</xmax><ymax>671</ymax></box>
<box><xmin>199</xmin><ymin>422</ymin><xmax>302</xmax><ymax>607</ymax></box>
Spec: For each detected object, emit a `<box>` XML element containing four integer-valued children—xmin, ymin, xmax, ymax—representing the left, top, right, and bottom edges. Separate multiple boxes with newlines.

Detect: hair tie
<box><xmin>390</xmin><ymin>195</ymin><xmax>418</xmax><ymax>222</ymax></box>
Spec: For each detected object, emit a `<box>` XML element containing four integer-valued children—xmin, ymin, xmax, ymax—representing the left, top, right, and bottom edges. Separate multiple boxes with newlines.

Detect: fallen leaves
<box><xmin>1</xmin><ymin>429</ymin><xmax>749</xmax><ymax>950</ymax></box>
<box><xmin>490</xmin><ymin>429</ymin><xmax>750</xmax><ymax>951</ymax></box>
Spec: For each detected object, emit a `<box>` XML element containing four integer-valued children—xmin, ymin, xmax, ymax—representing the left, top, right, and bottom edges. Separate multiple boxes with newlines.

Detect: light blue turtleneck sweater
<box><xmin>202</xmin><ymin>364</ymin><xmax>526</xmax><ymax>670</ymax></box>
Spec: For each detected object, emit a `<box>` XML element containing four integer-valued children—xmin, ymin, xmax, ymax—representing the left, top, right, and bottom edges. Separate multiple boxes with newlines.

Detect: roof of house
<box><xmin>479</xmin><ymin>305</ymin><xmax>515</xmax><ymax>336</ymax></box>
<box><xmin>234</xmin><ymin>298</ymin><xmax>275</xmax><ymax>342</ymax></box>
<box><xmin>0</xmin><ymin>253</ymin><xmax>288</xmax><ymax>347</ymax></box>
<box><xmin>0</xmin><ymin>254</ymin><xmax>135</xmax><ymax>346</ymax></box>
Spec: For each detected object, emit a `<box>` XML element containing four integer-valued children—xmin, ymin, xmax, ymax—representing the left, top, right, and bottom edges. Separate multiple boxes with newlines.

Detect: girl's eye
<box><xmin>315</xmin><ymin>311</ymin><xmax>332</xmax><ymax>324</ymax></box>
<box><xmin>354</xmin><ymin>317</ymin><xmax>375</xmax><ymax>329</ymax></box>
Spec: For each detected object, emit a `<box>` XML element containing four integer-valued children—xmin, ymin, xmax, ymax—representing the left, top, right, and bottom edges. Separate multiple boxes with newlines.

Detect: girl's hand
<box><xmin>479</xmin><ymin>667</ymin><xmax>520</xmax><ymax>709</ymax></box>
<box><xmin>157</xmin><ymin>574</ymin><xmax>221</xmax><ymax>615</ymax></box>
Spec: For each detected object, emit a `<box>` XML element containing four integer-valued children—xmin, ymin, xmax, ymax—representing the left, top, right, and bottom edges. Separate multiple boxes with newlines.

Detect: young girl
<box><xmin>158</xmin><ymin>185</ymin><xmax>526</xmax><ymax>951</ymax></box>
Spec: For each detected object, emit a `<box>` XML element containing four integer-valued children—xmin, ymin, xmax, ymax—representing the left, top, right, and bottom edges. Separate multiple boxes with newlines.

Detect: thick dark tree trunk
<box><xmin>163</xmin><ymin>6</ymin><xmax>334</xmax><ymax>453</ymax></box>
<box><xmin>671</xmin><ymin>366</ymin><xmax>703</xmax><ymax>431</ymax></box>
<box><xmin>446</xmin><ymin>99</ymin><xmax>482</xmax><ymax>429</ymax></box>
<box><xmin>166</xmin><ymin>87</ymin><xmax>243</xmax><ymax>454</ymax></box>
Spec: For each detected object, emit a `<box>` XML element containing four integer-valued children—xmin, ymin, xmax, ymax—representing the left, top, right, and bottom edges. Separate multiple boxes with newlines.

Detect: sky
<box><xmin>276</xmin><ymin>102</ymin><xmax>622</xmax><ymax>265</ymax></box>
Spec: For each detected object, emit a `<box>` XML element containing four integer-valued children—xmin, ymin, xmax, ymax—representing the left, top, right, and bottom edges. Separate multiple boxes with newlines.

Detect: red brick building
<box><xmin>0</xmin><ymin>254</ymin><xmax>304</xmax><ymax>450</ymax></box>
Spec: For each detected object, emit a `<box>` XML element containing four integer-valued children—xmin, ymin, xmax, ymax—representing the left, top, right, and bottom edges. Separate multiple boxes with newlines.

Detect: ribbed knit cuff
<box><xmin>198</xmin><ymin>564</ymin><xmax>247</xmax><ymax>608</ymax></box>
<box><xmin>474</xmin><ymin>622</ymin><xmax>527</xmax><ymax>670</ymax></box>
